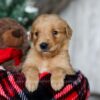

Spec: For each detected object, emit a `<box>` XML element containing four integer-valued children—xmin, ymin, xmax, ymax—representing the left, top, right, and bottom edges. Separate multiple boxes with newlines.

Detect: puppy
<box><xmin>22</xmin><ymin>14</ymin><xmax>75</xmax><ymax>92</ymax></box>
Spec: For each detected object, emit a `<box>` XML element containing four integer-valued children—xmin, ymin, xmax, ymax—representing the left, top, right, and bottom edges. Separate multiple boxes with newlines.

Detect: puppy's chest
<box><xmin>35</xmin><ymin>59</ymin><xmax>49</xmax><ymax>73</ymax></box>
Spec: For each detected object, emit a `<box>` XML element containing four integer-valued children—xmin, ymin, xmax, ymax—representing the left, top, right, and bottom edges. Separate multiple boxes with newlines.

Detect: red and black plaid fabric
<box><xmin>0</xmin><ymin>66</ymin><xmax>90</xmax><ymax>100</ymax></box>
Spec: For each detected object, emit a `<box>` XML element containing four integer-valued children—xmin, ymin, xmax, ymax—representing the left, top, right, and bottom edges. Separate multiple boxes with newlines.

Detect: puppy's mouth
<box><xmin>38</xmin><ymin>49</ymin><xmax>51</xmax><ymax>56</ymax></box>
<box><xmin>36</xmin><ymin>43</ymin><xmax>60</xmax><ymax>55</ymax></box>
<box><xmin>41</xmin><ymin>45</ymin><xmax>60</xmax><ymax>54</ymax></box>
<box><xmin>39</xmin><ymin>47</ymin><xmax>52</xmax><ymax>54</ymax></box>
<box><xmin>41</xmin><ymin>49</ymin><xmax>49</xmax><ymax>52</ymax></box>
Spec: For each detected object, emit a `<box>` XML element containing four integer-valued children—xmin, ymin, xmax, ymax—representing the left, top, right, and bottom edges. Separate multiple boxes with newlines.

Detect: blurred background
<box><xmin>0</xmin><ymin>0</ymin><xmax>100</xmax><ymax>99</ymax></box>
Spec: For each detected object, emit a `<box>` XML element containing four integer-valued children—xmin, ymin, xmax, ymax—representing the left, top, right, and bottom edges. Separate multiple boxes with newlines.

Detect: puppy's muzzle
<box><xmin>40</xmin><ymin>42</ymin><xmax>48</xmax><ymax>52</ymax></box>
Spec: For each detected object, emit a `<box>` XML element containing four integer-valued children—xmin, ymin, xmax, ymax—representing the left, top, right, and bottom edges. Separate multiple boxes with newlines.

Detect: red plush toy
<box><xmin>0</xmin><ymin>18</ymin><xmax>29</xmax><ymax>72</ymax></box>
<box><xmin>0</xmin><ymin>48</ymin><xmax>22</xmax><ymax>66</ymax></box>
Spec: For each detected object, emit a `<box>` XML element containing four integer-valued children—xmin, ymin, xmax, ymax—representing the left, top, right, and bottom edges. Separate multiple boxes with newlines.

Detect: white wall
<box><xmin>60</xmin><ymin>0</ymin><xmax>100</xmax><ymax>93</ymax></box>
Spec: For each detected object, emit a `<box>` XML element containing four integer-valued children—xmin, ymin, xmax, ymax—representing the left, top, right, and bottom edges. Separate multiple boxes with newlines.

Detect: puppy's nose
<box><xmin>12</xmin><ymin>30</ymin><xmax>22</xmax><ymax>38</ymax></box>
<box><xmin>40</xmin><ymin>42</ymin><xmax>48</xmax><ymax>51</ymax></box>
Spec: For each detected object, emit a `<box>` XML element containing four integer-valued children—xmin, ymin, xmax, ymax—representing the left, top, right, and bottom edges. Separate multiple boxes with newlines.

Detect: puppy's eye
<box><xmin>34</xmin><ymin>32</ymin><xmax>39</xmax><ymax>37</ymax></box>
<box><xmin>52</xmin><ymin>31</ymin><xmax>58</xmax><ymax>35</ymax></box>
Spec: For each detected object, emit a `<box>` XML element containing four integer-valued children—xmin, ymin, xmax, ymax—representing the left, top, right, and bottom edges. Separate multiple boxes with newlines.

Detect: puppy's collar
<box><xmin>0</xmin><ymin>48</ymin><xmax>23</xmax><ymax>66</ymax></box>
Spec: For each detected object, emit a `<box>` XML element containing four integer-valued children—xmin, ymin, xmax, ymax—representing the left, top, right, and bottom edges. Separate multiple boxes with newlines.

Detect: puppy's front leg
<box><xmin>51</xmin><ymin>68</ymin><xmax>66</xmax><ymax>91</ymax></box>
<box><xmin>22</xmin><ymin>66</ymin><xmax>39</xmax><ymax>92</ymax></box>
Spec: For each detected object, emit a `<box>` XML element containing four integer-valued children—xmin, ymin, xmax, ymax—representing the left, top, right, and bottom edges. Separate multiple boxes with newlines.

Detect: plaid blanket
<box><xmin>0</xmin><ymin>66</ymin><xmax>90</xmax><ymax>100</ymax></box>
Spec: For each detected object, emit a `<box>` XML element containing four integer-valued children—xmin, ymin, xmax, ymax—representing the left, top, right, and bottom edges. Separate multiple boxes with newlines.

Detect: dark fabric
<box><xmin>0</xmin><ymin>67</ymin><xmax>90</xmax><ymax>100</ymax></box>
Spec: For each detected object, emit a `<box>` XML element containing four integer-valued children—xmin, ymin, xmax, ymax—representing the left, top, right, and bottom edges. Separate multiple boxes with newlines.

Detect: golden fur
<box><xmin>22</xmin><ymin>14</ymin><xmax>75</xmax><ymax>92</ymax></box>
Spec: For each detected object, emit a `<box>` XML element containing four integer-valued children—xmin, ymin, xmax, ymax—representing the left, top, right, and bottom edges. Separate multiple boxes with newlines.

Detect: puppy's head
<box><xmin>31</xmin><ymin>14</ymin><xmax>72</xmax><ymax>56</ymax></box>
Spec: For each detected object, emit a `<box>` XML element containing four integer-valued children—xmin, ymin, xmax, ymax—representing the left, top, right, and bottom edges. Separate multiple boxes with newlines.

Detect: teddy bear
<box><xmin>0</xmin><ymin>18</ymin><xmax>29</xmax><ymax>72</ymax></box>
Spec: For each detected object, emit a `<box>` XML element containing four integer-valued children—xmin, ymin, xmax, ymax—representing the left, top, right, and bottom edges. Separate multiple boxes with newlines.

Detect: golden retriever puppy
<box><xmin>22</xmin><ymin>14</ymin><xmax>75</xmax><ymax>92</ymax></box>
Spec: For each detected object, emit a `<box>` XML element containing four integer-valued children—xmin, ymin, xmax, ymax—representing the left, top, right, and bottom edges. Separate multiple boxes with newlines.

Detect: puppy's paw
<box><xmin>25</xmin><ymin>76</ymin><xmax>39</xmax><ymax>92</ymax></box>
<box><xmin>51</xmin><ymin>75</ymin><xmax>64</xmax><ymax>91</ymax></box>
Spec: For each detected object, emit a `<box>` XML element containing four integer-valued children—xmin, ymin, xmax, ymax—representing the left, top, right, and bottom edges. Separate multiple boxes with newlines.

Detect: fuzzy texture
<box><xmin>22</xmin><ymin>14</ymin><xmax>75</xmax><ymax>92</ymax></box>
<box><xmin>0</xmin><ymin>48</ymin><xmax>22</xmax><ymax>65</ymax></box>
<box><xmin>0</xmin><ymin>18</ymin><xmax>29</xmax><ymax>72</ymax></box>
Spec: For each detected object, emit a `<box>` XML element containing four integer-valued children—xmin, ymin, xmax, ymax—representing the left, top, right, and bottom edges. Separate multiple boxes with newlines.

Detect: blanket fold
<box><xmin>0</xmin><ymin>67</ymin><xmax>90</xmax><ymax>100</ymax></box>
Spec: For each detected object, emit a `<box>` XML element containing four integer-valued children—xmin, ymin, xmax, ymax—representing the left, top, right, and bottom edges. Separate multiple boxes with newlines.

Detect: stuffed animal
<box><xmin>0</xmin><ymin>18</ymin><xmax>29</xmax><ymax>72</ymax></box>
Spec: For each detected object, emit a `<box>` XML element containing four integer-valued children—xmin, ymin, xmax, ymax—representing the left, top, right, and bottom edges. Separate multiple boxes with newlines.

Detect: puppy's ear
<box><xmin>65</xmin><ymin>23</ymin><xmax>72</xmax><ymax>39</ymax></box>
